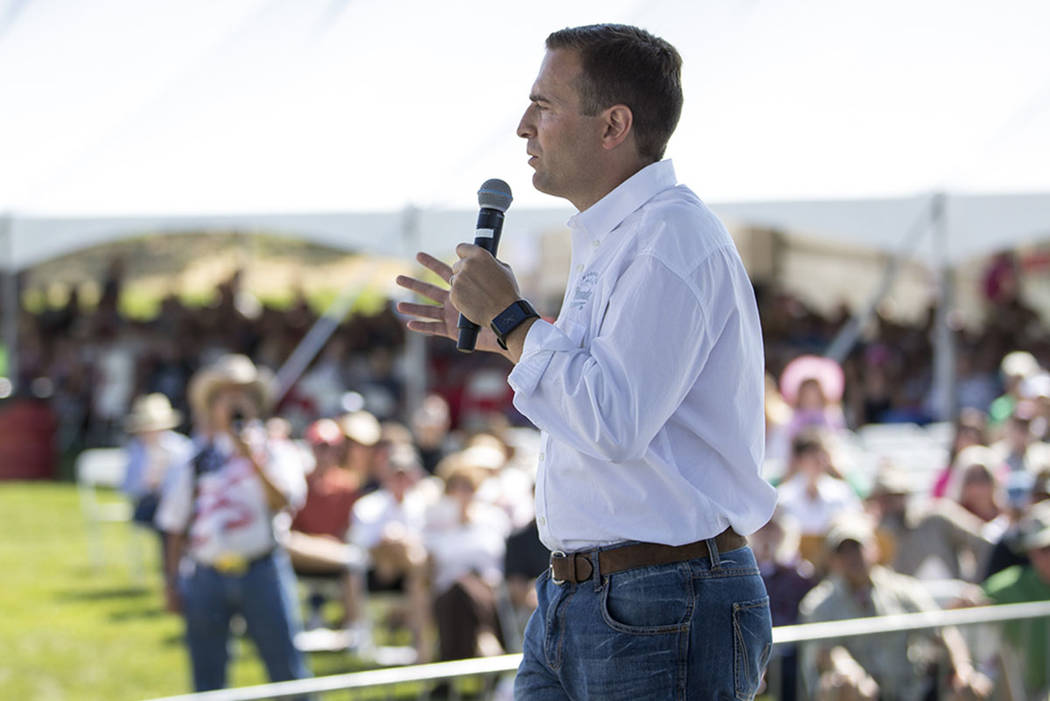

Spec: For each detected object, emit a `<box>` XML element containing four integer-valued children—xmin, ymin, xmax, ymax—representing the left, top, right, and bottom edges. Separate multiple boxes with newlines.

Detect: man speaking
<box><xmin>396</xmin><ymin>24</ymin><xmax>776</xmax><ymax>700</ymax></box>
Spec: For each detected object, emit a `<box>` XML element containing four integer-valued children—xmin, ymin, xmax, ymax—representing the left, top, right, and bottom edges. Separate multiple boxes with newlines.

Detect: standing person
<box><xmin>122</xmin><ymin>393</ymin><xmax>192</xmax><ymax>529</ymax></box>
<box><xmin>155</xmin><ymin>354</ymin><xmax>311</xmax><ymax>692</ymax></box>
<box><xmin>396</xmin><ymin>23</ymin><xmax>776</xmax><ymax>699</ymax></box>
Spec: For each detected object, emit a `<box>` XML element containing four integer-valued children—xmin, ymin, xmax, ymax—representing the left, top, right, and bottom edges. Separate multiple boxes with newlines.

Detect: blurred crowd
<box><xmin>126</xmin><ymin>351</ymin><xmax>542</xmax><ymax>692</ymax></box>
<box><xmin>759</xmin><ymin>348</ymin><xmax>1050</xmax><ymax>700</ymax></box>
<box><xmin>11</xmin><ymin>263</ymin><xmax>517</xmax><ymax>459</ymax></box>
<box><xmin>4</xmin><ymin>249</ymin><xmax>1050</xmax><ymax>698</ymax></box>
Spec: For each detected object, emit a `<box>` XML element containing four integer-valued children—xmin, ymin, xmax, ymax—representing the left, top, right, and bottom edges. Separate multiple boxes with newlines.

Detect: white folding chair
<box><xmin>74</xmin><ymin>447</ymin><xmax>144</xmax><ymax>578</ymax></box>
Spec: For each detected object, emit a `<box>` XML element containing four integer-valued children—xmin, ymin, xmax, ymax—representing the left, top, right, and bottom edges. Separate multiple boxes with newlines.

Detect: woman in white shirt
<box><xmin>426</xmin><ymin>454</ymin><xmax>510</xmax><ymax>661</ymax></box>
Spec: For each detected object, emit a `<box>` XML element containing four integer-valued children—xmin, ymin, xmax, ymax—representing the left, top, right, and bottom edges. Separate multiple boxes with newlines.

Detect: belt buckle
<box><xmin>213</xmin><ymin>552</ymin><xmax>248</xmax><ymax>575</ymax></box>
<box><xmin>550</xmin><ymin>550</ymin><xmax>567</xmax><ymax>585</ymax></box>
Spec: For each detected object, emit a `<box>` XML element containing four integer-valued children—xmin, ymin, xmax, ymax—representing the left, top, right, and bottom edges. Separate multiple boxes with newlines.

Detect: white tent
<box><xmin>3</xmin><ymin>1</ymin><xmax>1050</xmax><ymax>412</ymax></box>
<box><xmin>4</xmin><ymin>0</ymin><xmax>1050</xmax><ymax>256</ymax></box>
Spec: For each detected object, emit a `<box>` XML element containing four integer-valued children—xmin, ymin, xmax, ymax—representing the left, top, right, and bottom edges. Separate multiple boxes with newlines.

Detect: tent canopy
<box><xmin>2</xmin><ymin>0</ymin><xmax>1049</xmax><ymax>269</ymax></box>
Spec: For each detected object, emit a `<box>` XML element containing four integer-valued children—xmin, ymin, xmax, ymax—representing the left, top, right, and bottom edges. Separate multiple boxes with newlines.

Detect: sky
<box><xmin>1</xmin><ymin>0</ymin><xmax>1048</xmax><ymax>216</ymax></box>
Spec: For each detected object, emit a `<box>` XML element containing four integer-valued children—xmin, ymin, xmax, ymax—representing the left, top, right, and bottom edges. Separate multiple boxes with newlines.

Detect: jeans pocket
<box><xmin>732</xmin><ymin>596</ymin><xmax>772</xmax><ymax>700</ymax></box>
<box><xmin>599</xmin><ymin>564</ymin><xmax>692</xmax><ymax>634</ymax></box>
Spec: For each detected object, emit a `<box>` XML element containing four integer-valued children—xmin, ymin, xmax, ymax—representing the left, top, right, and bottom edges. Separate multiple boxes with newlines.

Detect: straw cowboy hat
<box><xmin>125</xmin><ymin>393</ymin><xmax>182</xmax><ymax>433</ymax></box>
<box><xmin>188</xmin><ymin>353</ymin><xmax>274</xmax><ymax>416</ymax></box>
<box><xmin>339</xmin><ymin>410</ymin><xmax>381</xmax><ymax>447</ymax></box>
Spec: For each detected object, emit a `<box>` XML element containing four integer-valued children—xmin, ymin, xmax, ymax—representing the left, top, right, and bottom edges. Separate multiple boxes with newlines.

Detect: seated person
<box><xmin>800</xmin><ymin>515</ymin><xmax>991</xmax><ymax>701</ymax></box>
<box><xmin>282</xmin><ymin>419</ymin><xmax>363</xmax><ymax>630</ymax></box>
<box><xmin>347</xmin><ymin>443</ymin><xmax>431</xmax><ymax>660</ymax></box>
<box><xmin>777</xmin><ymin>430</ymin><xmax>860</xmax><ymax>568</ymax></box>
<box><xmin>983</xmin><ymin>500</ymin><xmax>1050</xmax><ymax>696</ymax></box>
<box><xmin>411</xmin><ymin>393</ymin><xmax>454</xmax><ymax>475</ymax></box>
<box><xmin>502</xmin><ymin>516</ymin><xmax>549</xmax><ymax>651</ymax></box>
<box><xmin>338</xmin><ymin>409</ymin><xmax>382</xmax><ymax>493</ymax></box>
<box><xmin>869</xmin><ymin>460</ymin><xmax>993</xmax><ymax>582</ymax></box>
<box><xmin>425</xmin><ymin>453</ymin><xmax>511</xmax><ymax>661</ymax></box>
<box><xmin>943</xmin><ymin>445</ymin><xmax>1010</xmax><ymax>542</ymax></box>
<box><xmin>985</xmin><ymin>468</ymin><xmax>1050</xmax><ymax>578</ymax></box>
<box><xmin>751</xmin><ymin>508</ymin><xmax>816</xmax><ymax>701</ymax></box>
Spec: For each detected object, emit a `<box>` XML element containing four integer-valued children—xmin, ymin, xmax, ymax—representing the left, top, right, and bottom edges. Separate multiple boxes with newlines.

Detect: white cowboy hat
<box><xmin>188</xmin><ymin>353</ymin><xmax>274</xmax><ymax>416</ymax></box>
<box><xmin>125</xmin><ymin>393</ymin><xmax>182</xmax><ymax>433</ymax></box>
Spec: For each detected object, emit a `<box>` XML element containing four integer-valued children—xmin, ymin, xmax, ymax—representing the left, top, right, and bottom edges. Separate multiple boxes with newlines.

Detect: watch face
<box><xmin>491</xmin><ymin>300</ymin><xmax>537</xmax><ymax>344</ymax></box>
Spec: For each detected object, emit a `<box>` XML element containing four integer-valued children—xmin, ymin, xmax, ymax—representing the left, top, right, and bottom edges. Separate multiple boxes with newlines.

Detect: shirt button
<box><xmin>538</xmin><ymin>453</ymin><xmax>545</xmax><ymax>461</ymax></box>
<box><xmin>592</xmin><ymin>240</ymin><xmax>600</xmax><ymax>247</ymax></box>
<box><xmin>538</xmin><ymin>516</ymin><xmax>546</xmax><ymax>526</ymax></box>
<box><xmin>576</xmin><ymin>264</ymin><xmax>583</xmax><ymax>272</ymax></box>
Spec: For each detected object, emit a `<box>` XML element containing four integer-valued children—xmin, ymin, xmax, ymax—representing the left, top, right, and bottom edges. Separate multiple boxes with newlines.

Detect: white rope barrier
<box><xmin>145</xmin><ymin>601</ymin><xmax>1050</xmax><ymax>701</ymax></box>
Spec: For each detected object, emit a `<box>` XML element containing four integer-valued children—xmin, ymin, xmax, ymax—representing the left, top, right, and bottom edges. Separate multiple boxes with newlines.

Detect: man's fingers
<box><xmin>406</xmin><ymin>320</ymin><xmax>449</xmax><ymax>336</ymax></box>
<box><xmin>416</xmin><ymin>251</ymin><xmax>454</xmax><ymax>282</ymax></box>
<box><xmin>396</xmin><ymin>275</ymin><xmax>449</xmax><ymax>303</ymax></box>
<box><xmin>396</xmin><ymin>301</ymin><xmax>446</xmax><ymax>320</ymax></box>
<box><xmin>456</xmin><ymin>242</ymin><xmax>491</xmax><ymax>260</ymax></box>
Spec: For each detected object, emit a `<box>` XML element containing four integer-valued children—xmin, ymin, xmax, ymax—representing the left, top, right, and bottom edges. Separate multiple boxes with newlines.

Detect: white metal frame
<box><xmin>145</xmin><ymin>600</ymin><xmax>1050</xmax><ymax>701</ymax></box>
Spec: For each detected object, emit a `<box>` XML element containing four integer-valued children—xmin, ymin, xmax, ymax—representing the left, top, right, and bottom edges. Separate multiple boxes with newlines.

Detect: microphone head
<box><xmin>478</xmin><ymin>179</ymin><xmax>513</xmax><ymax>212</ymax></box>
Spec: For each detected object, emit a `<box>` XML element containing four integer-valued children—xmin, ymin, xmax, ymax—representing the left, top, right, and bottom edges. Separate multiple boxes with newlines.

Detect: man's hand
<box><xmin>448</xmin><ymin>243</ymin><xmax>521</xmax><ymax>327</ymax></box>
<box><xmin>947</xmin><ymin>662</ymin><xmax>993</xmax><ymax>700</ymax></box>
<box><xmin>395</xmin><ymin>251</ymin><xmax>509</xmax><ymax>356</ymax></box>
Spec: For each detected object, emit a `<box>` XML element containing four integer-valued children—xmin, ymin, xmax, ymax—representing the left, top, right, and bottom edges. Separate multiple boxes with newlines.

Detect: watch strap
<box><xmin>490</xmin><ymin>299</ymin><xmax>540</xmax><ymax>350</ymax></box>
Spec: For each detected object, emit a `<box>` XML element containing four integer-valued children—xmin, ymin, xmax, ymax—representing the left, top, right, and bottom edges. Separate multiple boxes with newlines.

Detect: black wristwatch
<box><xmin>490</xmin><ymin>299</ymin><xmax>540</xmax><ymax>350</ymax></box>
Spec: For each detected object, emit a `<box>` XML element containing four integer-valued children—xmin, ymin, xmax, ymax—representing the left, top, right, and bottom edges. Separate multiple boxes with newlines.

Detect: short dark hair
<box><xmin>546</xmin><ymin>24</ymin><xmax>683</xmax><ymax>163</ymax></box>
<box><xmin>791</xmin><ymin>428</ymin><xmax>827</xmax><ymax>458</ymax></box>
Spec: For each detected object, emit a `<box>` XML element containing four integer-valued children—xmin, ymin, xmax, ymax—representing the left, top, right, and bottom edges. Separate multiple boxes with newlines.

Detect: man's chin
<box><xmin>531</xmin><ymin>173</ymin><xmax>557</xmax><ymax>197</ymax></box>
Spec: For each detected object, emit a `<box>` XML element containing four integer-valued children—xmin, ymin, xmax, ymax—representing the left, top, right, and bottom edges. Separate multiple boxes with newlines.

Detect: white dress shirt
<box><xmin>508</xmin><ymin>160</ymin><xmax>776</xmax><ymax>552</ymax></box>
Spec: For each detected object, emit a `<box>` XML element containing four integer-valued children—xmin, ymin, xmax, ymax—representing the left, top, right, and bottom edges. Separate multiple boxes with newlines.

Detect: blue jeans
<box><xmin>515</xmin><ymin>541</ymin><xmax>772</xmax><ymax>700</ymax></box>
<box><xmin>179</xmin><ymin>549</ymin><xmax>311</xmax><ymax>691</ymax></box>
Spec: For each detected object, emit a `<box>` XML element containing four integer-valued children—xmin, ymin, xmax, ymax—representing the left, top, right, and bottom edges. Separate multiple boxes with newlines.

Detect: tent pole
<box><xmin>930</xmin><ymin>192</ymin><xmax>958</xmax><ymax>421</ymax></box>
<box><xmin>824</xmin><ymin>207</ymin><xmax>932</xmax><ymax>364</ymax></box>
<box><xmin>272</xmin><ymin>263</ymin><xmax>372</xmax><ymax>406</ymax></box>
<box><xmin>1</xmin><ymin>213</ymin><xmax>17</xmax><ymax>392</ymax></box>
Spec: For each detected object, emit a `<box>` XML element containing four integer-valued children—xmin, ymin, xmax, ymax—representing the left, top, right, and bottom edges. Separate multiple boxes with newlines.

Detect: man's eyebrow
<box><xmin>529</xmin><ymin>93</ymin><xmax>551</xmax><ymax>104</ymax></box>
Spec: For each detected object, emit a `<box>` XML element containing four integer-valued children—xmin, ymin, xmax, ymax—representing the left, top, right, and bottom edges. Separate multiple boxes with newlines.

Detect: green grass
<box><xmin>0</xmin><ymin>482</ymin><xmax>475</xmax><ymax>701</ymax></box>
<box><xmin>0</xmin><ymin>482</ymin><xmax>268</xmax><ymax>700</ymax></box>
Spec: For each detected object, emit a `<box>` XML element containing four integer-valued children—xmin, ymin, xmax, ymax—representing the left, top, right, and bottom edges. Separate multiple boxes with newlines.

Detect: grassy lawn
<box><xmin>0</xmin><ymin>482</ymin><xmax>269</xmax><ymax>699</ymax></box>
<box><xmin>0</xmin><ymin>482</ymin><xmax>469</xmax><ymax>701</ymax></box>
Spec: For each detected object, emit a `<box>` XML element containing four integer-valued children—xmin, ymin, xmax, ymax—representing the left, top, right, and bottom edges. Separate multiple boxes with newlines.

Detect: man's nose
<box><xmin>516</xmin><ymin>106</ymin><xmax>534</xmax><ymax>139</ymax></box>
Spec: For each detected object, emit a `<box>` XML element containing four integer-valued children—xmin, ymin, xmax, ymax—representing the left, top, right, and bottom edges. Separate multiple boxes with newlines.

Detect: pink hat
<box><xmin>779</xmin><ymin>355</ymin><xmax>844</xmax><ymax>405</ymax></box>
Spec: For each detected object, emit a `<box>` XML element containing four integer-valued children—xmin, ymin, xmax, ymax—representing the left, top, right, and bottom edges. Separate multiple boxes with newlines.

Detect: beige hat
<box><xmin>188</xmin><ymin>354</ymin><xmax>274</xmax><ymax>416</ymax></box>
<box><xmin>1001</xmin><ymin>351</ymin><xmax>1040</xmax><ymax>380</ymax></box>
<box><xmin>825</xmin><ymin>513</ymin><xmax>876</xmax><ymax>551</ymax></box>
<box><xmin>869</xmin><ymin>461</ymin><xmax>912</xmax><ymax>497</ymax></box>
<box><xmin>125</xmin><ymin>393</ymin><xmax>182</xmax><ymax>433</ymax></box>
<box><xmin>1019</xmin><ymin>501</ymin><xmax>1050</xmax><ymax>551</ymax></box>
<box><xmin>339</xmin><ymin>410</ymin><xmax>381</xmax><ymax>447</ymax></box>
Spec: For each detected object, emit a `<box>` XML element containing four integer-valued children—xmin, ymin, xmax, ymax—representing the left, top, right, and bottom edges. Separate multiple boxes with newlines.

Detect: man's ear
<box><xmin>600</xmin><ymin>104</ymin><xmax>633</xmax><ymax>150</ymax></box>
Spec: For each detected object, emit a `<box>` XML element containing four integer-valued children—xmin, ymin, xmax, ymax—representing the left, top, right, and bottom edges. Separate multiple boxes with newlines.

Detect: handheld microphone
<box><xmin>457</xmin><ymin>178</ymin><xmax>513</xmax><ymax>353</ymax></box>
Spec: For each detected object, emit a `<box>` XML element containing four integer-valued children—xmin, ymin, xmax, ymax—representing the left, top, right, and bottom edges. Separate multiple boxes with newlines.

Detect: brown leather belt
<box><xmin>549</xmin><ymin>527</ymin><xmax>747</xmax><ymax>585</ymax></box>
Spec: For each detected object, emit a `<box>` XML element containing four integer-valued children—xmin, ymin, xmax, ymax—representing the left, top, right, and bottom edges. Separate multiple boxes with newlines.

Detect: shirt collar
<box><xmin>566</xmin><ymin>159</ymin><xmax>677</xmax><ymax>241</ymax></box>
